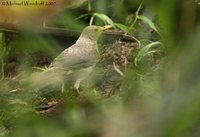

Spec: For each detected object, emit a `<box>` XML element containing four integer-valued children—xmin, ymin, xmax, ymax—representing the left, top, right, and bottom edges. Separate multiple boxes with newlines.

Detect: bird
<box><xmin>49</xmin><ymin>25</ymin><xmax>113</xmax><ymax>92</ymax></box>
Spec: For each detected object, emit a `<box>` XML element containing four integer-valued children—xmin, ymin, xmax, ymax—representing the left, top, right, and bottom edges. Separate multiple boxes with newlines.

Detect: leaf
<box><xmin>75</xmin><ymin>13</ymin><xmax>89</xmax><ymax>21</ymax></box>
<box><xmin>93</xmin><ymin>13</ymin><xmax>115</xmax><ymax>26</ymax></box>
<box><xmin>135</xmin><ymin>42</ymin><xmax>161</xmax><ymax>66</ymax></box>
<box><xmin>114</xmin><ymin>23</ymin><xmax>131</xmax><ymax>34</ymax></box>
<box><xmin>138</xmin><ymin>15</ymin><xmax>158</xmax><ymax>33</ymax></box>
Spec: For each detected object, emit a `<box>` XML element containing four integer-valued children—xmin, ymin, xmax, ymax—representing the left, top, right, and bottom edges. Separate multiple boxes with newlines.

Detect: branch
<box><xmin>0</xmin><ymin>22</ymin><xmax>136</xmax><ymax>42</ymax></box>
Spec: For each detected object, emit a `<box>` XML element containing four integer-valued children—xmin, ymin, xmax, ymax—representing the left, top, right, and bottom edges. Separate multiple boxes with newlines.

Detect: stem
<box><xmin>1</xmin><ymin>58</ymin><xmax>4</xmax><ymax>80</ymax></box>
<box><xmin>129</xmin><ymin>1</ymin><xmax>143</xmax><ymax>30</ymax></box>
<box><xmin>89</xmin><ymin>15</ymin><xmax>94</xmax><ymax>26</ymax></box>
<box><xmin>88</xmin><ymin>0</ymin><xmax>92</xmax><ymax>13</ymax></box>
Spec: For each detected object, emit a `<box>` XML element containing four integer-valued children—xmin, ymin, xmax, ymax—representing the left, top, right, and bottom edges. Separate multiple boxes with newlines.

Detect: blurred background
<box><xmin>1</xmin><ymin>0</ymin><xmax>200</xmax><ymax>137</ymax></box>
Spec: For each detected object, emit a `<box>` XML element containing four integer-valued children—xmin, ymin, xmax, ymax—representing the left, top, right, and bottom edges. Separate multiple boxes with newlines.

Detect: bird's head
<box><xmin>79</xmin><ymin>25</ymin><xmax>113</xmax><ymax>42</ymax></box>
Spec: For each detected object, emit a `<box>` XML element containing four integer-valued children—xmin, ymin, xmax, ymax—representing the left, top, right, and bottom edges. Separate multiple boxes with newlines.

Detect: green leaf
<box><xmin>138</xmin><ymin>15</ymin><xmax>158</xmax><ymax>33</ymax></box>
<box><xmin>114</xmin><ymin>23</ymin><xmax>131</xmax><ymax>34</ymax></box>
<box><xmin>93</xmin><ymin>13</ymin><xmax>114</xmax><ymax>26</ymax></box>
<box><xmin>135</xmin><ymin>42</ymin><xmax>161</xmax><ymax>66</ymax></box>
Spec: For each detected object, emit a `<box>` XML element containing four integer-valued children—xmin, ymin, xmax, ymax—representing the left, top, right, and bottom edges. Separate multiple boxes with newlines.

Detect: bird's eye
<box><xmin>94</xmin><ymin>28</ymin><xmax>98</xmax><ymax>32</ymax></box>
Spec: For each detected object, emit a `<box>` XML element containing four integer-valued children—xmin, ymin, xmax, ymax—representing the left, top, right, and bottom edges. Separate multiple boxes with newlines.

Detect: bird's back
<box><xmin>51</xmin><ymin>42</ymin><xmax>98</xmax><ymax>70</ymax></box>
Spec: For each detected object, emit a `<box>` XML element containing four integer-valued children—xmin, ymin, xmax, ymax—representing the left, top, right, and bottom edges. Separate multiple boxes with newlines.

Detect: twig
<box><xmin>104</xmin><ymin>30</ymin><xmax>138</xmax><ymax>42</ymax></box>
<box><xmin>0</xmin><ymin>22</ymin><xmax>79</xmax><ymax>36</ymax></box>
<box><xmin>0</xmin><ymin>22</ymin><xmax>137</xmax><ymax>42</ymax></box>
<box><xmin>9</xmin><ymin>88</ymin><xmax>24</xmax><ymax>93</ymax></box>
<box><xmin>113</xmin><ymin>62</ymin><xmax>124</xmax><ymax>77</ymax></box>
<box><xmin>129</xmin><ymin>1</ymin><xmax>143</xmax><ymax>30</ymax></box>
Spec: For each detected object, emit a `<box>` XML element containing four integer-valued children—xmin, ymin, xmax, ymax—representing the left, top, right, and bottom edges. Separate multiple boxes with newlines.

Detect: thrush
<box><xmin>50</xmin><ymin>25</ymin><xmax>113</xmax><ymax>91</ymax></box>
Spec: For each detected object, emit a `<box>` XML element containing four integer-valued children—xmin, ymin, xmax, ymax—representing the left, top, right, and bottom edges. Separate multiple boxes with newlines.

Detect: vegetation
<box><xmin>0</xmin><ymin>0</ymin><xmax>200</xmax><ymax>137</ymax></box>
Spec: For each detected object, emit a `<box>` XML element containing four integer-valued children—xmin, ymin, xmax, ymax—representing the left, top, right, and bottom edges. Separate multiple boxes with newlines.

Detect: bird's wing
<box><xmin>51</xmin><ymin>44</ymin><xmax>97</xmax><ymax>70</ymax></box>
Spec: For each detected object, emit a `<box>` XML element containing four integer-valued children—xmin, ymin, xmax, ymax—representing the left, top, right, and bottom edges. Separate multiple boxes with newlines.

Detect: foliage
<box><xmin>0</xmin><ymin>0</ymin><xmax>200</xmax><ymax>137</ymax></box>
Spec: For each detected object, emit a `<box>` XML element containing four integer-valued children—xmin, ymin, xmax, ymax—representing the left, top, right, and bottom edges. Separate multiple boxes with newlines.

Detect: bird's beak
<box><xmin>102</xmin><ymin>25</ymin><xmax>113</xmax><ymax>31</ymax></box>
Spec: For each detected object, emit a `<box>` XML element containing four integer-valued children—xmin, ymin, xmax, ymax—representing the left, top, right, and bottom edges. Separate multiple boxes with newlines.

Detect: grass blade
<box><xmin>135</xmin><ymin>41</ymin><xmax>162</xmax><ymax>66</ymax></box>
<box><xmin>138</xmin><ymin>15</ymin><xmax>158</xmax><ymax>33</ymax></box>
<box><xmin>93</xmin><ymin>13</ymin><xmax>114</xmax><ymax>26</ymax></box>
